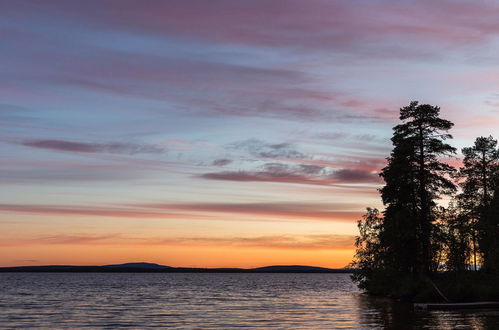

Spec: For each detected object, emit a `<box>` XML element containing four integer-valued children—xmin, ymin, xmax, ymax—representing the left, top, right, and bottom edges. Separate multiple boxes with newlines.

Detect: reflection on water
<box><xmin>357</xmin><ymin>294</ymin><xmax>499</xmax><ymax>329</ymax></box>
<box><xmin>1</xmin><ymin>273</ymin><xmax>498</xmax><ymax>328</ymax></box>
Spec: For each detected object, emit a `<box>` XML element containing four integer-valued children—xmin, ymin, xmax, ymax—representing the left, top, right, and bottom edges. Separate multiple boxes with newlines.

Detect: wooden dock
<box><xmin>415</xmin><ymin>301</ymin><xmax>499</xmax><ymax>311</ymax></box>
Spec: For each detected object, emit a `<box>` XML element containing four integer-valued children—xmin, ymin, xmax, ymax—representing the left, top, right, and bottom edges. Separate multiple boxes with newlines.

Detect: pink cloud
<box><xmin>3</xmin><ymin>234</ymin><xmax>356</xmax><ymax>250</ymax></box>
<box><xmin>21</xmin><ymin>139</ymin><xmax>166</xmax><ymax>154</ymax></box>
<box><xmin>143</xmin><ymin>202</ymin><xmax>362</xmax><ymax>221</ymax></box>
<box><xmin>0</xmin><ymin>201</ymin><xmax>362</xmax><ymax>223</ymax></box>
<box><xmin>0</xmin><ymin>204</ymin><xmax>205</xmax><ymax>219</ymax></box>
<box><xmin>29</xmin><ymin>1</ymin><xmax>499</xmax><ymax>53</ymax></box>
<box><xmin>200</xmin><ymin>168</ymin><xmax>381</xmax><ymax>187</ymax></box>
<box><xmin>284</xmin><ymin>156</ymin><xmax>387</xmax><ymax>173</ymax></box>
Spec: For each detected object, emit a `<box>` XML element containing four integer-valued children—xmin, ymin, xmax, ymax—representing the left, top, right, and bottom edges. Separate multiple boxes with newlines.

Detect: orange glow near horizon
<box><xmin>1</xmin><ymin>244</ymin><xmax>355</xmax><ymax>269</ymax></box>
<box><xmin>0</xmin><ymin>204</ymin><xmax>365</xmax><ymax>268</ymax></box>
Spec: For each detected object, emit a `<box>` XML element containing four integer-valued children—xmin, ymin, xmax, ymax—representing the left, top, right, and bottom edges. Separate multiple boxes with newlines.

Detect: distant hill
<box><xmin>0</xmin><ymin>263</ymin><xmax>354</xmax><ymax>273</ymax></box>
<box><xmin>104</xmin><ymin>262</ymin><xmax>172</xmax><ymax>269</ymax></box>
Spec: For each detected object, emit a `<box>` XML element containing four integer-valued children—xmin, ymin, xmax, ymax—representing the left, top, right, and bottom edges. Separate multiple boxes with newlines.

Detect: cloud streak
<box><xmin>200</xmin><ymin>164</ymin><xmax>381</xmax><ymax>187</ymax></box>
<box><xmin>3</xmin><ymin>233</ymin><xmax>355</xmax><ymax>250</ymax></box>
<box><xmin>0</xmin><ymin>204</ymin><xmax>204</xmax><ymax>219</ymax></box>
<box><xmin>30</xmin><ymin>0</ymin><xmax>499</xmax><ymax>54</ymax></box>
<box><xmin>21</xmin><ymin>139</ymin><xmax>166</xmax><ymax>155</ymax></box>
<box><xmin>229</xmin><ymin>139</ymin><xmax>306</xmax><ymax>159</ymax></box>
<box><xmin>143</xmin><ymin>202</ymin><xmax>362</xmax><ymax>221</ymax></box>
<box><xmin>212</xmin><ymin>158</ymin><xmax>232</xmax><ymax>166</ymax></box>
<box><xmin>0</xmin><ymin>202</ymin><xmax>362</xmax><ymax>222</ymax></box>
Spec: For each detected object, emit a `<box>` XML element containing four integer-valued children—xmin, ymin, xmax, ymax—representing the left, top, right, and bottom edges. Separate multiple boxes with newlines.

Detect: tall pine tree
<box><xmin>382</xmin><ymin>101</ymin><xmax>456</xmax><ymax>274</ymax></box>
<box><xmin>353</xmin><ymin>101</ymin><xmax>457</xmax><ymax>296</ymax></box>
<box><xmin>458</xmin><ymin>136</ymin><xmax>499</xmax><ymax>271</ymax></box>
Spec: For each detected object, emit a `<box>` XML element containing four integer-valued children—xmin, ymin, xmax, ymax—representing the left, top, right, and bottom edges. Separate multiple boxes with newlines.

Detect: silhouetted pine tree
<box><xmin>353</xmin><ymin>101</ymin><xmax>457</xmax><ymax>296</ymax></box>
<box><xmin>382</xmin><ymin>101</ymin><xmax>456</xmax><ymax>274</ymax></box>
<box><xmin>458</xmin><ymin>136</ymin><xmax>499</xmax><ymax>272</ymax></box>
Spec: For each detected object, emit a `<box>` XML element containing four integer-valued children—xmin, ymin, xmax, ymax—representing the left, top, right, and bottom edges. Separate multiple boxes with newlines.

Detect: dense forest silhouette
<box><xmin>352</xmin><ymin>101</ymin><xmax>499</xmax><ymax>301</ymax></box>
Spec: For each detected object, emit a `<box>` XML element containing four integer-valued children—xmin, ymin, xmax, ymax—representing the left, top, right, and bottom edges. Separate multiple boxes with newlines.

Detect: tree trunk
<box><xmin>482</xmin><ymin>150</ymin><xmax>488</xmax><ymax>206</ymax></box>
<box><xmin>418</xmin><ymin>125</ymin><xmax>430</xmax><ymax>274</ymax></box>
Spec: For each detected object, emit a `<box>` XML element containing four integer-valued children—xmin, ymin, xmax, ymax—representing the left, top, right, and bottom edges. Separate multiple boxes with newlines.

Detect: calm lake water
<box><xmin>1</xmin><ymin>273</ymin><xmax>499</xmax><ymax>329</ymax></box>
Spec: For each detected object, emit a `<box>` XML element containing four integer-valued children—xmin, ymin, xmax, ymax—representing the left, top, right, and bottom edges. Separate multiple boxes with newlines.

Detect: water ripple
<box><xmin>1</xmin><ymin>273</ymin><xmax>499</xmax><ymax>328</ymax></box>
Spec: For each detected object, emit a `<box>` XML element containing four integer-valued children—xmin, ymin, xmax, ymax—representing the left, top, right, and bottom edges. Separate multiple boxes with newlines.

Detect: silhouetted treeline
<box><xmin>352</xmin><ymin>101</ymin><xmax>499</xmax><ymax>301</ymax></box>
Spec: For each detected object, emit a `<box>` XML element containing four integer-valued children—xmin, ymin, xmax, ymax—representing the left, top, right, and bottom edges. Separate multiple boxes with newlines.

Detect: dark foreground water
<box><xmin>1</xmin><ymin>273</ymin><xmax>499</xmax><ymax>329</ymax></box>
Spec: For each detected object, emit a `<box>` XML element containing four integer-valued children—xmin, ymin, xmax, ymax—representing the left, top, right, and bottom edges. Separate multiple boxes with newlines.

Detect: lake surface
<box><xmin>1</xmin><ymin>273</ymin><xmax>499</xmax><ymax>329</ymax></box>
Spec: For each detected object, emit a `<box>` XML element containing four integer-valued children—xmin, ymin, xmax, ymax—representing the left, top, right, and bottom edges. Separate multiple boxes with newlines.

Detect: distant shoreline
<box><xmin>0</xmin><ymin>263</ymin><xmax>355</xmax><ymax>274</ymax></box>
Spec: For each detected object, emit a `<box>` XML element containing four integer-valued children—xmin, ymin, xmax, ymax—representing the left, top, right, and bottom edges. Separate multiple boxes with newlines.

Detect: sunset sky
<box><xmin>2</xmin><ymin>0</ymin><xmax>499</xmax><ymax>268</ymax></box>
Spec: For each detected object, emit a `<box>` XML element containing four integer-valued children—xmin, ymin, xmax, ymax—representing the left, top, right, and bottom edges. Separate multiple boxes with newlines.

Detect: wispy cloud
<box><xmin>0</xmin><ymin>201</ymin><xmax>362</xmax><ymax>222</ymax></box>
<box><xmin>0</xmin><ymin>204</ymin><xmax>205</xmax><ymax>219</ymax></box>
<box><xmin>143</xmin><ymin>201</ymin><xmax>362</xmax><ymax>221</ymax></box>
<box><xmin>200</xmin><ymin>171</ymin><xmax>334</xmax><ymax>186</ymax></box>
<box><xmin>200</xmin><ymin>161</ymin><xmax>381</xmax><ymax>187</ymax></box>
<box><xmin>212</xmin><ymin>158</ymin><xmax>232</xmax><ymax>166</ymax></box>
<box><xmin>229</xmin><ymin>139</ymin><xmax>306</xmax><ymax>159</ymax></box>
<box><xmin>30</xmin><ymin>0</ymin><xmax>499</xmax><ymax>54</ymax></box>
<box><xmin>4</xmin><ymin>233</ymin><xmax>355</xmax><ymax>250</ymax></box>
<box><xmin>21</xmin><ymin>139</ymin><xmax>166</xmax><ymax>155</ymax></box>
